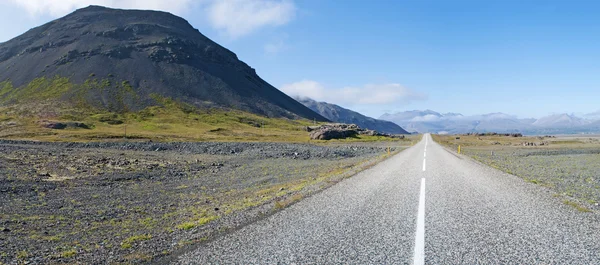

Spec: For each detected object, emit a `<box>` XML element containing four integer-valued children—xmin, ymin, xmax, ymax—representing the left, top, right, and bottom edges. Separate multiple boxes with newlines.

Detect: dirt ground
<box><xmin>0</xmin><ymin>140</ymin><xmax>411</xmax><ymax>264</ymax></box>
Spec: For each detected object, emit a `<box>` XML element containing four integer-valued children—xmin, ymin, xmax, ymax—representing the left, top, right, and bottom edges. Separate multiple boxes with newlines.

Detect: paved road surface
<box><xmin>178</xmin><ymin>134</ymin><xmax>600</xmax><ymax>264</ymax></box>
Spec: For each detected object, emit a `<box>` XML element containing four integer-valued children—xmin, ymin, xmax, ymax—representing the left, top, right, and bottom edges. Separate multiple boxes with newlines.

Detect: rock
<box><xmin>310</xmin><ymin>129</ymin><xmax>357</xmax><ymax>140</ymax></box>
<box><xmin>41</xmin><ymin>121</ymin><xmax>91</xmax><ymax>129</ymax></box>
<box><xmin>308</xmin><ymin>123</ymin><xmax>359</xmax><ymax>140</ymax></box>
<box><xmin>308</xmin><ymin>123</ymin><xmax>403</xmax><ymax>140</ymax></box>
<box><xmin>42</xmin><ymin>122</ymin><xmax>67</xmax><ymax>129</ymax></box>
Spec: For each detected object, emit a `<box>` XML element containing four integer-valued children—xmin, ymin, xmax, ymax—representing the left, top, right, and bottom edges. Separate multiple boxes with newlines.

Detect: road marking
<box><xmin>424</xmin><ymin>151</ymin><xmax>426</xmax><ymax>158</ymax></box>
<box><xmin>422</xmin><ymin>158</ymin><xmax>426</xmax><ymax>171</ymax></box>
<box><xmin>413</xmin><ymin>178</ymin><xmax>426</xmax><ymax>265</ymax></box>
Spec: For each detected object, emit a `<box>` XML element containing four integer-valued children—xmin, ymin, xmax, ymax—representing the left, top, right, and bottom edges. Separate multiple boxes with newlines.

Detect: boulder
<box><xmin>41</xmin><ymin>121</ymin><xmax>91</xmax><ymax>130</ymax></box>
<box><xmin>310</xmin><ymin>128</ymin><xmax>357</xmax><ymax>140</ymax></box>
<box><xmin>309</xmin><ymin>123</ymin><xmax>359</xmax><ymax>140</ymax></box>
<box><xmin>42</xmin><ymin>122</ymin><xmax>67</xmax><ymax>129</ymax></box>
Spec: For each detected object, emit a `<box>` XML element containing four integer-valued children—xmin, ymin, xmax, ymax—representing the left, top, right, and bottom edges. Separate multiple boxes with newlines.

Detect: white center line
<box><xmin>422</xmin><ymin>158</ymin><xmax>426</xmax><ymax>171</ymax></box>
<box><xmin>413</xmin><ymin>177</ymin><xmax>426</xmax><ymax>265</ymax></box>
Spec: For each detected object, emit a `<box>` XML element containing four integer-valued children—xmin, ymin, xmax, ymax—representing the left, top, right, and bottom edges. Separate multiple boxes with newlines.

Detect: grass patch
<box><xmin>274</xmin><ymin>194</ymin><xmax>303</xmax><ymax>210</ymax></box>
<box><xmin>525</xmin><ymin>178</ymin><xmax>542</xmax><ymax>185</ymax></box>
<box><xmin>60</xmin><ymin>249</ymin><xmax>77</xmax><ymax>258</ymax></box>
<box><xmin>563</xmin><ymin>200</ymin><xmax>592</xmax><ymax>213</ymax></box>
<box><xmin>16</xmin><ymin>250</ymin><xmax>27</xmax><ymax>260</ymax></box>
<box><xmin>121</xmin><ymin>234</ymin><xmax>152</xmax><ymax>249</ymax></box>
<box><xmin>176</xmin><ymin>216</ymin><xmax>219</xmax><ymax>230</ymax></box>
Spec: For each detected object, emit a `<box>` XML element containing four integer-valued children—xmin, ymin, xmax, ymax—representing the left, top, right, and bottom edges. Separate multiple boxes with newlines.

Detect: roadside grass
<box><xmin>176</xmin><ymin>216</ymin><xmax>220</xmax><ymax>231</ymax></box>
<box><xmin>563</xmin><ymin>200</ymin><xmax>592</xmax><ymax>213</ymax></box>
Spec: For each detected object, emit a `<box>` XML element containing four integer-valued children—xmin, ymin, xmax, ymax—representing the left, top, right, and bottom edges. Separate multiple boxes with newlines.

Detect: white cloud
<box><xmin>6</xmin><ymin>0</ymin><xmax>296</xmax><ymax>39</ymax></box>
<box><xmin>410</xmin><ymin>114</ymin><xmax>442</xmax><ymax>122</ymax></box>
<box><xmin>7</xmin><ymin>0</ymin><xmax>193</xmax><ymax>17</ymax></box>
<box><xmin>280</xmin><ymin>80</ymin><xmax>326</xmax><ymax>100</ymax></box>
<box><xmin>281</xmin><ymin>80</ymin><xmax>427</xmax><ymax>106</ymax></box>
<box><xmin>206</xmin><ymin>0</ymin><xmax>296</xmax><ymax>38</ymax></box>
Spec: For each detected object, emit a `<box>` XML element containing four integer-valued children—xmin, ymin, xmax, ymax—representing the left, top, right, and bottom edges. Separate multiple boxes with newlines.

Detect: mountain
<box><xmin>297</xmin><ymin>97</ymin><xmax>409</xmax><ymax>134</ymax></box>
<box><xmin>532</xmin><ymin>114</ymin><xmax>589</xmax><ymax>128</ymax></box>
<box><xmin>380</xmin><ymin>110</ymin><xmax>600</xmax><ymax>134</ymax></box>
<box><xmin>0</xmin><ymin>6</ymin><xmax>327</xmax><ymax>121</ymax></box>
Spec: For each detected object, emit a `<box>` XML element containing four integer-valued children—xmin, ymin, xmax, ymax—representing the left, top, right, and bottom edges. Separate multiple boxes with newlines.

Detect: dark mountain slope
<box><xmin>0</xmin><ymin>5</ymin><xmax>327</xmax><ymax>121</ymax></box>
<box><xmin>297</xmin><ymin>97</ymin><xmax>409</xmax><ymax>134</ymax></box>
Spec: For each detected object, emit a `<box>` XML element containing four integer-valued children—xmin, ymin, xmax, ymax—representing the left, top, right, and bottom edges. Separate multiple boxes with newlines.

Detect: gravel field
<box><xmin>432</xmin><ymin>134</ymin><xmax>600</xmax><ymax>213</ymax></box>
<box><xmin>464</xmin><ymin>147</ymin><xmax>600</xmax><ymax>211</ymax></box>
<box><xmin>0</xmin><ymin>140</ymin><xmax>404</xmax><ymax>264</ymax></box>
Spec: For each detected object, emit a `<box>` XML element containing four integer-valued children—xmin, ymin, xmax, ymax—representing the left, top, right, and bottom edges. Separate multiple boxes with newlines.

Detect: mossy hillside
<box><xmin>0</xmin><ymin>77</ymin><xmax>410</xmax><ymax>142</ymax></box>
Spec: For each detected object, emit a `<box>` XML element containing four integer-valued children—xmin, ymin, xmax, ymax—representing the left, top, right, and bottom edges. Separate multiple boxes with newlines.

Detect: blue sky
<box><xmin>1</xmin><ymin>0</ymin><xmax>599</xmax><ymax>119</ymax></box>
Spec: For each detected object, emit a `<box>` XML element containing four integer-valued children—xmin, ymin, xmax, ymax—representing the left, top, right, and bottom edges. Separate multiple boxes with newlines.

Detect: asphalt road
<box><xmin>178</xmin><ymin>134</ymin><xmax>600</xmax><ymax>264</ymax></box>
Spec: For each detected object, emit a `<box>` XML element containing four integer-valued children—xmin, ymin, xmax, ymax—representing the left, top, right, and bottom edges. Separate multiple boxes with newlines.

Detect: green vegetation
<box><xmin>121</xmin><ymin>234</ymin><xmax>152</xmax><ymax>249</ymax></box>
<box><xmin>0</xmin><ymin>77</ymin><xmax>72</xmax><ymax>103</ymax></box>
<box><xmin>60</xmin><ymin>249</ymin><xmax>77</xmax><ymax>258</ymax></box>
<box><xmin>16</xmin><ymin>251</ymin><xmax>27</xmax><ymax>260</ymax></box>
<box><xmin>0</xmin><ymin>76</ymin><xmax>417</xmax><ymax>143</ymax></box>
<box><xmin>176</xmin><ymin>216</ymin><xmax>219</xmax><ymax>230</ymax></box>
<box><xmin>563</xmin><ymin>200</ymin><xmax>592</xmax><ymax>213</ymax></box>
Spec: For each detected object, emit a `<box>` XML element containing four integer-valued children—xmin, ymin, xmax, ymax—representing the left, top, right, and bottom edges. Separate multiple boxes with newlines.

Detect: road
<box><xmin>178</xmin><ymin>134</ymin><xmax>600</xmax><ymax>264</ymax></box>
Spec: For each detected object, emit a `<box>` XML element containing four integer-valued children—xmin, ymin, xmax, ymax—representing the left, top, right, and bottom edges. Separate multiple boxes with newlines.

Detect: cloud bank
<box><xmin>281</xmin><ymin>80</ymin><xmax>427</xmax><ymax>106</ymax></box>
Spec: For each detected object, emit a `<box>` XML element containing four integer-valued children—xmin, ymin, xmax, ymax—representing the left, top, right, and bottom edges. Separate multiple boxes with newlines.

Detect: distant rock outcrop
<box><xmin>307</xmin><ymin>123</ymin><xmax>404</xmax><ymax>140</ymax></box>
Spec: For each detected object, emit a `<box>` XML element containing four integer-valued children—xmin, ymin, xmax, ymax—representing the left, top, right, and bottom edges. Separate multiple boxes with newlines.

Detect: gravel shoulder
<box><xmin>0</xmin><ymin>140</ymin><xmax>411</xmax><ymax>264</ymax></box>
<box><xmin>432</xmin><ymin>134</ymin><xmax>600</xmax><ymax>212</ymax></box>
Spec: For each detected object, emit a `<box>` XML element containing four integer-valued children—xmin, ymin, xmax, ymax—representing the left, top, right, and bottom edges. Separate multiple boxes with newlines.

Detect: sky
<box><xmin>0</xmin><ymin>0</ymin><xmax>599</xmax><ymax>119</ymax></box>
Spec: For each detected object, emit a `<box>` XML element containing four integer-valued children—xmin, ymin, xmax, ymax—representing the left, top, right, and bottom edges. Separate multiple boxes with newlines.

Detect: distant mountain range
<box><xmin>380</xmin><ymin>110</ymin><xmax>600</xmax><ymax>135</ymax></box>
<box><xmin>297</xmin><ymin>97</ymin><xmax>409</xmax><ymax>134</ymax></box>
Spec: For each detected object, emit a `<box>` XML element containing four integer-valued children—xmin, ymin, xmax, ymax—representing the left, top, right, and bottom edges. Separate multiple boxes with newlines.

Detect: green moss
<box><xmin>0</xmin><ymin>81</ymin><xmax>15</xmax><ymax>99</ymax></box>
<box><xmin>61</xmin><ymin>249</ymin><xmax>77</xmax><ymax>258</ymax></box>
<box><xmin>121</xmin><ymin>234</ymin><xmax>152</xmax><ymax>249</ymax></box>
<box><xmin>563</xmin><ymin>200</ymin><xmax>592</xmax><ymax>213</ymax></box>
<box><xmin>176</xmin><ymin>216</ymin><xmax>219</xmax><ymax>230</ymax></box>
<box><xmin>17</xmin><ymin>250</ymin><xmax>27</xmax><ymax>260</ymax></box>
